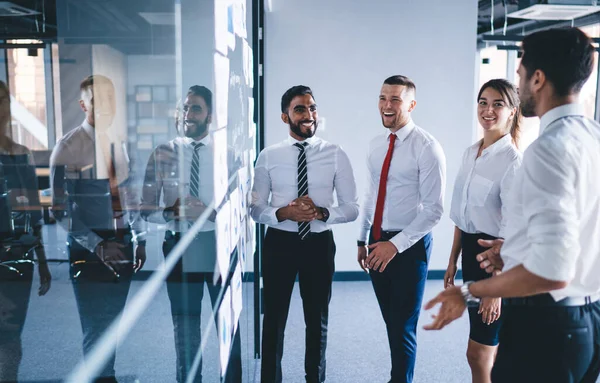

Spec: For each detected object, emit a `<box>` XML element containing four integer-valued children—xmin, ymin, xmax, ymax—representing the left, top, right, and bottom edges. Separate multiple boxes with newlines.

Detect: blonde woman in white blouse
<box><xmin>444</xmin><ymin>79</ymin><xmax>522</xmax><ymax>383</ymax></box>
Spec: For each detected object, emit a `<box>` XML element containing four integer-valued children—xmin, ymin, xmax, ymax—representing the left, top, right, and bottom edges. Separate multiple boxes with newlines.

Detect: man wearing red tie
<box><xmin>357</xmin><ymin>75</ymin><xmax>446</xmax><ymax>383</ymax></box>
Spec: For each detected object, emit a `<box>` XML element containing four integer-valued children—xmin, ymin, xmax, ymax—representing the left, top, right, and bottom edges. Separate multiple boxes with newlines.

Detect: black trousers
<box><xmin>0</xmin><ymin>242</ymin><xmax>33</xmax><ymax>383</ymax></box>
<box><xmin>68</xmin><ymin>232</ymin><xmax>133</xmax><ymax>380</ymax></box>
<box><xmin>261</xmin><ymin>228</ymin><xmax>336</xmax><ymax>383</ymax></box>
<box><xmin>492</xmin><ymin>297</ymin><xmax>600</xmax><ymax>383</ymax></box>
<box><xmin>163</xmin><ymin>232</ymin><xmax>242</xmax><ymax>383</ymax></box>
<box><xmin>369</xmin><ymin>230</ymin><xmax>431</xmax><ymax>383</ymax></box>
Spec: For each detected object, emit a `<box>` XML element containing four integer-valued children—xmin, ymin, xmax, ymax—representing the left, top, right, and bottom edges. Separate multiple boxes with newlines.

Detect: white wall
<box><xmin>265</xmin><ymin>0</ymin><xmax>479</xmax><ymax>271</ymax></box>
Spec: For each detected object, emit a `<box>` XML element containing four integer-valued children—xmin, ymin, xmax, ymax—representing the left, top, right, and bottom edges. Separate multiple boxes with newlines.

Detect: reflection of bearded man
<box><xmin>183</xmin><ymin>114</ymin><xmax>210</xmax><ymax>139</ymax></box>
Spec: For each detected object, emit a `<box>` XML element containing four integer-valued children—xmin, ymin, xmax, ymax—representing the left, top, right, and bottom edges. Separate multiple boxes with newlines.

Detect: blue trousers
<box><xmin>369</xmin><ymin>230</ymin><xmax>431</xmax><ymax>383</ymax></box>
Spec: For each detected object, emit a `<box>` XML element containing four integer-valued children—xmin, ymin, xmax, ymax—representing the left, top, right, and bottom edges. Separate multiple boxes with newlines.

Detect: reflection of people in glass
<box><xmin>0</xmin><ymin>80</ymin><xmax>51</xmax><ymax>382</ymax></box>
<box><xmin>140</xmin><ymin>85</ymin><xmax>241</xmax><ymax>383</ymax></box>
<box><xmin>50</xmin><ymin>75</ymin><xmax>146</xmax><ymax>382</ymax></box>
<box><xmin>251</xmin><ymin>85</ymin><xmax>359</xmax><ymax>383</ymax></box>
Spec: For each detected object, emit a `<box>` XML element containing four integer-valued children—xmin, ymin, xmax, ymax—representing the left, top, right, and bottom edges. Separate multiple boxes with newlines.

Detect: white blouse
<box><xmin>449</xmin><ymin>134</ymin><xmax>522</xmax><ymax>238</ymax></box>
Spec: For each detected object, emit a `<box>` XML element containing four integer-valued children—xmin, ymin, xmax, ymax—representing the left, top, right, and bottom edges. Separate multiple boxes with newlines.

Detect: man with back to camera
<box><xmin>357</xmin><ymin>75</ymin><xmax>446</xmax><ymax>383</ymax></box>
<box><xmin>250</xmin><ymin>85</ymin><xmax>359</xmax><ymax>383</ymax></box>
<box><xmin>50</xmin><ymin>75</ymin><xmax>146</xmax><ymax>383</ymax></box>
<box><xmin>424</xmin><ymin>27</ymin><xmax>600</xmax><ymax>383</ymax></box>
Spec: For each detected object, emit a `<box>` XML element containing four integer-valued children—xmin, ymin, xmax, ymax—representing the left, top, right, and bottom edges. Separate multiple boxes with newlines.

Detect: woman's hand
<box><xmin>479</xmin><ymin>297</ymin><xmax>501</xmax><ymax>325</ymax></box>
<box><xmin>444</xmin><ymin>263</ymin><xmax>458</xmax><ymax>289</ymax></box>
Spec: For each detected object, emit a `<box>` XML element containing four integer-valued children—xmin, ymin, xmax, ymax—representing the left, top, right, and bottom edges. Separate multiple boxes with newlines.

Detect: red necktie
<box><xmin>372</xmin><ymin>133</ymin><xmax>397</xmax><ymax>241</ymax></box>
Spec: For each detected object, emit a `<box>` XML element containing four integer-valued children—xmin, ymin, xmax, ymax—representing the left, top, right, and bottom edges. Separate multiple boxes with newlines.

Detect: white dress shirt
<box><xmin>250</xmin><ymin>135</ymin><xmax>359</xmax><ymax>232</ymax></box>
<box><xmin>450</xmin><ymin>134</ymin><xmax>522</xmax><ymax>238</ymax></box>
<box><xmin>141</xmin><ymin>135</ymin><xmax>217</xmax><ymax>232</ymax></box>
<box><xmin>50</xmin><ymin>120</ymin><xmax>142</xmax><ymax>252</ymax></box>
<box><xmin>501</xmin><ymin>104</ymin><xmax>600</xmax><ymax>300</ymax></box>
<box><xmin>141</xmin><ymin>135</ymin><xmax>241</xmax><ymax>272</ymax></box>
<box><xmin>358</xmin><ymin>121</ymin><xmax>446</xmax><ymax>253</ymax></box>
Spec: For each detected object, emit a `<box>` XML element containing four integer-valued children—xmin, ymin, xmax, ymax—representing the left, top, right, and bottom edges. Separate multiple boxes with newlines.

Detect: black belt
<box><xmin>505</xmin><ymin>293</ymin><xmax>600</xmax><ymax>307</ymax></box>
<box><xmin>267</xmin><ymin>227</ymin><xmax>332</xmax><ymax>239</ymax></box>
<box><xmin>379</xmin><ymin>230</ymin><xmax>401</xmax><ymax>241</ymax></box>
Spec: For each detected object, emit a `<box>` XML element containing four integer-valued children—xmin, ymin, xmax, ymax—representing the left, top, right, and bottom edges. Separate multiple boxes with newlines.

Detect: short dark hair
<box><xmin>521</xmin><ymin>27</ymin><xmax>595</xmax><ymax>96</ymax></box>
<box><xmin>383</xmin><ymin>75</ymin><xmax>416</xmax><ymax>95</ymax></box>
<box><xmin>281</xmin><ymin>85</ymin><xmax>314</xmax><ymax>113</ymax></box>
<box><xmin>80</xmin><ymin>75</ymin><xmax>113</xmax><ymax>93</ymax></box>
<box><xmin>187</xmin><ymin>85</ymin><xmax>213</xmax><ymax>114</ymax></box>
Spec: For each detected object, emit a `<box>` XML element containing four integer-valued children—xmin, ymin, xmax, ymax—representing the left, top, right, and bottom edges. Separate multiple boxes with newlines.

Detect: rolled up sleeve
<box><xmin>521</xmin><ymin>139</ymin><xmax>579</xmax><ymax>282</ymax></box>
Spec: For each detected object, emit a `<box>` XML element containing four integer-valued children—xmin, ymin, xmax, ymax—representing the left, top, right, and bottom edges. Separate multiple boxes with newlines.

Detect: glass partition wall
<box><xmin>0</xmin><ymin>1</ymin><xmax>257</xmax><ymax>382</ymax></box>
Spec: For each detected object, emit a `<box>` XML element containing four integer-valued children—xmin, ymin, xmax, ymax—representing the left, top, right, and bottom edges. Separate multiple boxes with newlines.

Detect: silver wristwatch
<box><xmin>460</xmin><ymin>281</ymin><xmax>481</xmax><ymax>306</ymax></box>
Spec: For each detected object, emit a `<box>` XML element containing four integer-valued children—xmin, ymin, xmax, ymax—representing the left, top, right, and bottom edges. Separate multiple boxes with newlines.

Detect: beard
<box><xmin>184</xmin><ymin>117</ymin><xmax>209</xmax><ymax>138</ymax></box>
<box><xmin>520</xmin><ymin>94</ymin><xmax>536</xmax><ymax>118</ymax></box>
<box><xmin>289</xmin><ymin>117</ymin><xmax>318</xmax><ymax>139</ymax></box>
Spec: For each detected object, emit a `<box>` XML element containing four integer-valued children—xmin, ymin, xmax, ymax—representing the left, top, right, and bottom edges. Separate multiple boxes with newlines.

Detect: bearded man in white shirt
<box><xmin>425</xmin><ymin>27</ymin><xmax>600</xmax><ymax>383</ymax></box>
<box><xmin>250</xmin><ymin>85</ymin><xmax>359</xmax><ymax>383</ymax></box>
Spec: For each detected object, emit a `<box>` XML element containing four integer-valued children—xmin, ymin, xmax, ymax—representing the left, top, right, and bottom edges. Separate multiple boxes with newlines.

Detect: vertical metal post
<box><xmin>0</xmin><ymin>40</ymin><xmax>8</xmax><ymax>84</ymax></box>
<box><xmin>44</xmin><ymin>43</ymin><xmax>56</xmax><ymax>148</ymax></box>
<box><xmin>594</xmin><ymin>51</ymin><xmax>600</xmax><ymax>122</ymax></box>
<box><xmin>252</xmin><ymin>0</ymin><xmax>265</xmax><ymax>360</ymax></box>
<box><xmin>506</xmin><ymin>49</ymin><xmax>516</xmax><ymax>84</ymax></box>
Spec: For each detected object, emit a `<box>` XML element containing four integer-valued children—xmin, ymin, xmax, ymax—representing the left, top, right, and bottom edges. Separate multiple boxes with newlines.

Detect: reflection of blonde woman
<box><xmin>444</xmin><ymin>79</ymin><xmax>522</xmax><ymax>383</ymax></box>
<box><xmin>0</xmin><ymin>80</ymin><xmax>51</xmax><ymax>382</ymax></box>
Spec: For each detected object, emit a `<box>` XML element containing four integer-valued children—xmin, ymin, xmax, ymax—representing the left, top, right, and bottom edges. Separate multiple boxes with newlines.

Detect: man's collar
<box><xmin>182</xmin><ymin>134</ymin><xmax>212</xmax><ymax>146</ymax></box>
<box><xmin>540</xmin><ymin>103</ymin><xmax>586</xmax><ymax>134</ymax></box>
<box><xmin>389</xmin><ymin>120</ymin><xmax>415</xmax><ymax>142</ymax></box>
<box><xmin>286</xmin><ymin>135</ymin><xmax>318</xmax><ymax>146</ymax></box>
<box><xmin>82</xmin><ymin>119</ymin><xmax>94</xmax><ymax>141</ymax></box>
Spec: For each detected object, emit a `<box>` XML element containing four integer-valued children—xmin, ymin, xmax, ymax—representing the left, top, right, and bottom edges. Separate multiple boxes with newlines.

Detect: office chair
<box><xmin>65</xmin><ymin>178</ymin><xmax>134</xmax><ymax>283</ymax></box>
<box><xmin>0</xmin><ymin>155</ymin><xmax>43</xmax><ymax>280</ymax></box>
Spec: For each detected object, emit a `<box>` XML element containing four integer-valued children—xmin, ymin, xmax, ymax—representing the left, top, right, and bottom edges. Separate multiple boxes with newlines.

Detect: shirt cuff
<box><xmin>389</xmin><ymin>233</ymin><xmax>409</xmax><ymax>254</ymax></box>
<box><xmin>358</xmin><ymin>226</ymin><xmax>369</xmax><ymax>243</ymax></box>
<box><xmin>260</xmin><ymin>207</ymin><xmax>280</xmax><ymax>226</ymax></box>
<box><xmin>132</xmin><ymin>231</ymin><xmax>147</xmax><ymax>243</ymax></box>
<box><xmin>327</xmin><ymin>207</ymin><xmax>339</xmax><ymax>223</ymax></box>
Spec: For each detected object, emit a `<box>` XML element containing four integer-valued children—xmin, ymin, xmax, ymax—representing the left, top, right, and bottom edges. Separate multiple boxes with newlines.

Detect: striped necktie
<box><xmin>295</xmin><ymin>142</ymin><xmax>310</xmax><ymax>240</ymax></box>
<box><xmin>190</xmin><ymin>142</ymin><xmax>204</xmax><ymax>198</ymax></box>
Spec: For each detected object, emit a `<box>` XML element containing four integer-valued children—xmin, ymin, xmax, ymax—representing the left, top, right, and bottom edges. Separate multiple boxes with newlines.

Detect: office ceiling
<box><xmin>478</xmin><ymin>0</ymin><xmax>522</xmax><ymax>35</ymax></box>
<box><xmin>0</xmin><ymin>0</ymin><xmax>175</xmax><ymax>55</ymax></box>
<box><xmin>0</xmin><ymin>0</ymin><xmax>57</xmax><ymax>40</ymax></box>
<box><xmin>477</xmin><ymin>0</ymin><xmax>600</xmax><ymax>38</ymax></box>
<box><xmin>2</xmin><ymin>0</ymin><xmax>599</xmax><ymax>55</ymax></box>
